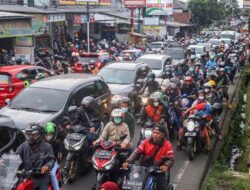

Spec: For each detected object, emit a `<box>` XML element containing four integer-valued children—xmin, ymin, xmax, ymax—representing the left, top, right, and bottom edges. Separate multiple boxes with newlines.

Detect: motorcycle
<box><xmin>92</xmin><ymin>135</ymin><xmax>128</xmax><ymax>190</ymax></box>
<box><xmin>182</xmin><ymin>115</ymin><xmax>205</xmax><ymax>160</ymax></box>
<box><xmin>180</xmin><ymin>94</ymin><xmax>192</xmax><ymax>111</ymax></box>
<box><xmin>139</xmin><ymin>119</ymin><xmax>155</xmax><ymax>145</ymax></box>
<box><xmin>0</xmin><ymin>153</ymin><xmax>62</xmax><ymax>190</ymax></box>
<box><xmin>122</xmin><ymin>165</ymin><xmax>173</xmax><ymax>190</ymax></box>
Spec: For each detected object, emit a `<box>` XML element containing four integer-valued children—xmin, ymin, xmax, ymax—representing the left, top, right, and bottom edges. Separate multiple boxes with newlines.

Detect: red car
<box><xmin>0</xmin><ymin>65</ymin><xmax>51</xmax><ymax>107</ymax></box>
<box><xmin>71</xmin><ymin>52</ymin><xmax>111</xmax><ymax>73</ymax></box>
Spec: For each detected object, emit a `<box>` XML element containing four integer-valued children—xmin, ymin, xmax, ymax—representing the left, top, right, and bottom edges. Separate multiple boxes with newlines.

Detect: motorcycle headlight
<box><xmin>144</xmin><ymin>129</ymin><xmax>152</xmax><ymax>139</ymax></box>
<box><xmin>64</xmin><ymin>139</ymin><xmax>70</xmax><ymax>150</ymax></box>
<box><xmin>187</xmin><ymin>121</ymin><xmax>195</xmax><ymax>131</ymax></box>
<box><xmin>181</xmin><ymin>98</ymin><xmax>189</xmax><ymax>107</ymax></box>
<box><xmin>73</xmin><ymin>144</ymin><xmax>82</xmax><ymax>151</ymax></box>
<box><xmin>142</xmin><ymin>97</ymin><xmax>148</xmax><ymax>105</ymax></box>
<box><xmin>104</xmin><ymin>162</ymin><xmax>114</xmax><ymax>170</ymax></box>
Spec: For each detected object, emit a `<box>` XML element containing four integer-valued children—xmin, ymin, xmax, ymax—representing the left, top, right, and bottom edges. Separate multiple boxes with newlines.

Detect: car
<box><xmin>164</xmin><ymin>48</ymin><xmax>185</xmax><ymax>65</ymax></box>
<box><xmin>135</xmin><ymin>54</ymin><xmax>171</xmax><ymax>78</ymax></box>
<box><xmin>0</xmin><ymin>74</ymin><xmax>112</xmax><ymax>129</ymax></box>
<box><xmin>119</xmin><ymin>49</ymin><xmax>144</xmax><ymax>61</ymax></box>
<box><xmin>220</xmin><ymin>38</ymin><xmax>232</xmax><ymax>48</ymax></box>
<box><xmin>207</xmin><ymin>38</ymin><xmax>221</xmax><ymax>48</ymax></box>
<box><xmin>71</xmin><ymin>52</ymin><xmax>111</xmax><ymax>73</ymax></box>
<box><xmin>220</xmin><ymin>31</ymin><xmax>235</xmax><ymax>40</ymax></box>
<box><xmin>187</xmin><ymin>45</ymin><xmax>206</xmax><ymax>58</ymax></box>
<box><xmin>98</xmin><ymin>62</ymin><xmax>150</xmax><ymax>111</ymax></box>
<box><xmin>150</xmin><ymin>41</ymin><xmax>167</xmax><ymax>51</ymax></box>
<box><xmin>0</xmin><ymin>65</ymin><xmax>51</xmax><ymax>107</ymax></box>
<box><xmin>197</xmin><ymin>43</ymin><xmax>212</xmax><ymax>51</ymax></box>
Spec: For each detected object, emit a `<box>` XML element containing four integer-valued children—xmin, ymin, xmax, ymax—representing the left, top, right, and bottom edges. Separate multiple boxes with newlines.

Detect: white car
<box><xmin>187</xmin><ymin>45</ymin><xmax>206</xmax><ymax>58</ymax></box>
<box><xmin>150</xmin><ymin>41</ymin><xmax>167</xmax><ymax>51</ymax></box>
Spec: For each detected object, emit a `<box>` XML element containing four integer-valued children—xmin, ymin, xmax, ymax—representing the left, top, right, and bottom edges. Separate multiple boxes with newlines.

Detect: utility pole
<box><xmin>130</xmin><ymin>8</ymin><xmax>134</xmax><ymax>46</ymax></box>
<box><xmin>87</xmin><ymin>2</ymin><xmax>90</xmax><ymax>52</ymax></box>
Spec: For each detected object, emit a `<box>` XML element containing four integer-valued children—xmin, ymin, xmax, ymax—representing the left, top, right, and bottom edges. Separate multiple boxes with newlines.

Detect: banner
<box><xmin>146</xmin><ymin>0</ymin><xmax>173</xmax><ymax>15</ymax></box>
<box><xmin>32</xmin><ymin>14</ymin><xmax>48</xmax><ymax>36</ymax></box>
<box><xmin>124</xmin><ymin>0</ymin><xmax>146</xmax><ymax>8</ymax></box>
<box><xmin>144</xmin><ymin>25</ymin><xmax>160</xmax><ymax>35</ymax></box>
<box><xmin>59</xmin><ymin>0</ymin><xmax>111</xmax><ymax>5</ymax></box>
<box><xmin>44</xmin><ymin>14</ymin><xmax>66</xmax><ymax>23</ymax></box>
<box><xmin>144</xmin><ymin>17</ymin><xmax>159</xmax><ymax>25</ymax></box>
<box><xmin>0</xmin><ymin>20</ymin><xmax>32</xmax><ymax>38</ymax></box>
<box><xmin>15</xmin><ymin>37</ymin><xmax>33</xmax><ymax>46</ymax></box>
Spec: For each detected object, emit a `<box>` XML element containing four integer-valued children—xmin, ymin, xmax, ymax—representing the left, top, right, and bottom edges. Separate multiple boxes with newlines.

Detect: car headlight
<box><xmin>187</xmin><ymin>121</ymin><xmax>195</xmax><ymax>131</ymax></box>
<box><xmin>145</xmin><ymin>129</ymin><xmax>152</xmax><ymax>139</ymax></box>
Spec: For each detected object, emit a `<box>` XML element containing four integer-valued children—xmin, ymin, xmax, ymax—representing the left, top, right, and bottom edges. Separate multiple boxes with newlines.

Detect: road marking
<box><xmin>173</xmin><ymin>160</ymin><xmax>190</xmax><ymax>188</ymax></box>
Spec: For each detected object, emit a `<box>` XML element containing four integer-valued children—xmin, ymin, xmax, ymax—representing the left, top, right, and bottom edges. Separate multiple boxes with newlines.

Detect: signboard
<box><xmin>74</xmin><ymin>15</ymin><xmax>88</xmax><ymax>24</ymax></box>
<box><xmin>243</xmin><ymin>0</ymin><xmax>250</xmax><ymax>9</ymax></box>
<box><xmin>144</xmin><ymin>25</ymin><xmax>160</xmax><ymax>35</ymax></box>
<box><xmin>15</xmin><ymin>37</ymin><xmax>33</xmax><ymax>46</ymax></box>
<box><xmin>146</xmin><ymin>0</ymin><xmax>173</xmax><ymax>15</ymax></box>
<box><xmin>15</xmin><ymin>47</ymin><xmax>34</xmax><ymax>64</ymax></box>
<box><xmin>0</xmin><ymin>20</ymin><xmax>32</xmax><ymax>38</ymax></box>
<box><xmin>144</xmin><ymin>17</ymin><xmax>159</xmax><ymax>25</ymax></box>
<box><xmin>124</xmin><ymin>0</ymin><xmax>146</xmax><ymax>8</ymax></box>
<box><xmin>59</xmin><ymin>0</ymin><xmax>111</xmax><ymax>5</ymax></box>
<box><xmin>32</xmin><ymin>14</ymin><xmax>48</xmax><ymax>36</ymax></box>
<box><xmin>44</xmin><ymin>14</ymin><xmax>66</xmax><ymax>23</ymax></box>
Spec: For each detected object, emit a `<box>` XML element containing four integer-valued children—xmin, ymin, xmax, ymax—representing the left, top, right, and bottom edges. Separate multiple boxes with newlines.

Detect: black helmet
<box><xmin>16</xmin><ymin>58</ymin><xmax>22</xmax><ymax>65</ymax></box>
<box><xmin>23</xmin><ymin>123</ymin><xmax>44</xmax><ymax>147</ymax></box>
<box><xmin>212</xmin><ymin>103</ymin><xmax>223</xmax><ymax>113</ymax></box>
<box><xmin>148</xmin><ymin>72</ymin><xmax>156</xmax><ymax>80</ymax></box>
<box><xmin>81</xmin><ymin>96</ymin><xmax>95</xmax><ymax>108</ymax></box>
<box><xmin>119</xmin><ymin>96</ymin><xmax>131</xmax><ymax>106</ymax></box>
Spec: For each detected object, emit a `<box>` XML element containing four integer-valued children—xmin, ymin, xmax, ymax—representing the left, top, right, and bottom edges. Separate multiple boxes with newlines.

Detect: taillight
<box><xmin>8</xmin><ymin>85</ymin><xmax>13</xmax><ymax>93</ymax></box>
<box><xmin>96</xmin><ymin>62</ymin><xmax>102</xmax><ymax>69</ymax></box>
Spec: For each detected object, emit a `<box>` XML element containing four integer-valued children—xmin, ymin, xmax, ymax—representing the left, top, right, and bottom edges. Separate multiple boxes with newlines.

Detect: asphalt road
<box><xmin>62</xmin><ymin>74</ymin><xmax>240</xmax><ymax>190</ymax></box>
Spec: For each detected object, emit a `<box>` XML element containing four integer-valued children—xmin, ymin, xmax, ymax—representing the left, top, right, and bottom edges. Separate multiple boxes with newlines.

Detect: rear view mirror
<box><xmin>68</xmin><ymin>106</ymin><xmax>77</xmax><ymax>113</ymax></box>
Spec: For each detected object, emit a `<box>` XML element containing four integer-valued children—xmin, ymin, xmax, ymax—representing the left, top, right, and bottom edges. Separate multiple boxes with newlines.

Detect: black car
<box><xmin>164</xmin><ymin>48</ymin><xmax>185</xmax><ymax>66</ymax></box>
<box><xmin>98</xmin><ymin>62</ymin><xmax>150</xmax><ymax>111</ymax></box>
<box><xmin>0</xmin><ymin>74</ymin><xmax>112</xmax><ymax>131</ymax></box>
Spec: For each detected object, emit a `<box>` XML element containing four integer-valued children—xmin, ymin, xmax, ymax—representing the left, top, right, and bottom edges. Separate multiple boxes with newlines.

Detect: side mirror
<box><xmin>5</xmin><ymin>99</ymin><xmax>11</xmax><ymax>105</ymax></box>
<box><xmin>68</xmin><ymin>106</ymin><xmax>77</xmax><ymax>113</ymax></box>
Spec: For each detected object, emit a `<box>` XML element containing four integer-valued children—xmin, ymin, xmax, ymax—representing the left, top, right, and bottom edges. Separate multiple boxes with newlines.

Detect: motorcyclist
<box><xmin>192</xmin><ymin>90</ymin><xmax>206</xmax><ymax>106</ymax></box>
<box><xmin>216</xmin><ymin>68</ymin><xmax>232</xmax><ymax>109</ymax></box>
<box><xmin>44</xmin><ymin>122</ymin><xmax>63</xmax><ymax>190</ymax></box>
<box><xmin>145</xmin><ymin>73</ymin><xmax>161</xmax><ymax>94</ymax></box>
<box><xmin>206</xmin><ymin>55</ymin><xmax>217</xmax><ymax>71</ymax></box>
<box><xmin>203</xmin><ymin>82</ymin><xmax>220</xmax><ymax>104</ymax></box>
<box><xmin>180</xmin><ymin>76</ymin><xmax>198</xmax><ymax>97</ymax></box>
<box><xmin>119</xmin><ymin>97</ymin><xmax>135</xmax><ymax>139</ymax></box>
<box><xmin>173</xmin><ymin>60</ymin><xmax>188</xmax><ymax>78</ymax></box>
<box><xmin>74</xmin><ymin>96</ymin><xmax>101</xmax><ymax>144</ymax></box>
<box><xmin>16</xmin><ymin>123</ymin><xmax>55</xmax><ymax>190</ymax></box>
<box><xmin>93</xmin><ymin>109</ymin><xmax>131</xmax><ymax>149</ymax></box>
<box><xmin>188</xmin><ymin>54</ymin><xmax>196</xmax><ymax>66</ymax></box>
<box><xmin>122</xmin><ymin>124</ymin><xmax>174</xmax><ymax>190</ymax></box>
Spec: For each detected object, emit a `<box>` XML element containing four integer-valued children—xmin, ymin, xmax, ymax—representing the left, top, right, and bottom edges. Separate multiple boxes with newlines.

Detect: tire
<box><xmin>187</xmin><ymin>143</ymin><xmax>194</xmax><ymax>161</ymax></box>
<box><xmin>68</xmin><ymin>160</ymin><xmax>78</xmax><ymax>183</ymax></box>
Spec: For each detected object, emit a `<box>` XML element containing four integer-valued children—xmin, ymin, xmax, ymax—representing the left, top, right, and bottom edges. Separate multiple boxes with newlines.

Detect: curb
<box><xmin>199</xmin><ymin>73</ymin><xmax>242</xmax><ymax>189</ymax></box>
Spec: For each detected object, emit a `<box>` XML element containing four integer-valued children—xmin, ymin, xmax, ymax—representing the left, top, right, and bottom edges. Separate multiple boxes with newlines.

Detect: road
<box><xmin>62</xmin><ymin>74</ymin><xmax>240</xmax><ymax>190</ymax></box>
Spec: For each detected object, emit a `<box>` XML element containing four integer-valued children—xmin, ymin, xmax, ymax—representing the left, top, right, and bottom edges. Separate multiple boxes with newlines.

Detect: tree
<box><xmin>188</xmin><ymin>0</ymin><xmax>226</xmax><ymax>27</ymax></box>
<box><xmin>220</xmin><ymin>0</ymin><xmax>240</xmax><ymax>16</ymax></box>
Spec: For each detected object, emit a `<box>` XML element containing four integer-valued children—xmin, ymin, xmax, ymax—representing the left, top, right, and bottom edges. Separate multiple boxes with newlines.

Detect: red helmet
<box><xmin>184</xmin><ymin>76</ymin><xmax>193</xmax><ymax>82</ymax></box>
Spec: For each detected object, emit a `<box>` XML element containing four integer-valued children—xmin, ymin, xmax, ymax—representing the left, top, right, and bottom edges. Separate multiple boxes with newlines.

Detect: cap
<box><xmin>153</xmin><ymin>124</ymin><xmax>166</xmax><ymax>134</ymax></box>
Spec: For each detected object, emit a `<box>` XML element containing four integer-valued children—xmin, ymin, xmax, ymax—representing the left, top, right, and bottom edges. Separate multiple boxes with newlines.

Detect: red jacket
<box><xmin>145</xmin><ymin>105</ymin><xmax>163</xmax><ymax>122</ymax></box>
<box><xmin>128</xmin><ymin>139</ymin><xmax>174</xmax><ymax>168</ymax></box>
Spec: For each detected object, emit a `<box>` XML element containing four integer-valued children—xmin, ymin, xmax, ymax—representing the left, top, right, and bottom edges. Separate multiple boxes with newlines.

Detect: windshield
<box><xmin>79</xmin><ymin>57</ymin><xmax>98</xmax><ymax>63</ymax></box>
<box><xmin>0</xmin><ymin>74</ymin><xmax>10</xmax><ymax>85</ymax></box>
<box><xmin>99</xmin><ymin>68</ymin><xmax>135</xmax><ymax>85</ymax></box>
<box><xmin>220</xmin><ymin>34</ymin><xmax>234</xmax><ymax>40</ymax></box>
<box><xmin>136</xmin><ymin>58</ymin><xmax>163</xmax><ymax>70</ymax></box>
<box><xmin>164</xmin><ymin>49</ymin><xmax>185</xmax><ymax>59</ymax></box>
<box><xmin>208</xmin><ymin>40</ymin><xmax>220</xmax><ymax>46</ymax></box>
<box><xmin>150</xmin><ymin>43</ymin><xmax>162</xmax><ymax>48</ymax></box>
<box><xmin>0</xmin><ymin>153</ymin><xmax>22</xmax><ymax>190</ymax></box>
<box><xmin>9</xmin><ymin>87</ymin><xmax>69</xmax><ymax>112</ymax></box>
<box><xmin>195</xmin><ymin>47</ymin><xmax>204</xmax><ymax>54</ymax></box>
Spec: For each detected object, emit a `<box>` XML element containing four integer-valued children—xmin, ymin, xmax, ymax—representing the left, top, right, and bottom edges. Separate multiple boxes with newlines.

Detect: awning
<box><xmin>161</xmin><ymin>21</ymin><xmax>196</xmax><ymax>27</ymax></box>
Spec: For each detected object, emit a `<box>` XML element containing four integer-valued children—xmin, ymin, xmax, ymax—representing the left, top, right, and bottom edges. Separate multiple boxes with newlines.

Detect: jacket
<box><xmin>127</xmin><ymin>139</ymin><xmax>174</xmax><ymax>168</ymax></box>
<box><xmin>96</xmin><ymin>121</ymin><xmax>130</xmax><ymax>144</ymax></box>
<box><xmin>123</xmin><ymin>112</ymin><xmax>135</xmax><ymax>139</ymax></box>
<box><xmin>145</xmin><ymin>105</ymin><xmax>164</xmax><ymax>122</ymax></box>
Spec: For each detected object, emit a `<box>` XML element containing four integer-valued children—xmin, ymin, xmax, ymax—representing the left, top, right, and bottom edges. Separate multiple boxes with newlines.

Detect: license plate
<box><xmin>95</xmin><ymin>151</ymin><xmax>111</xmax><ymax>159</ymax></box>
<box><xmin>67</xmin><ymin>133</ymin><xmax>82</xmax><ymax>140</ymax></box>
<box><xmin>185</xmin><ymin>132</ymin><xmax>196</xmax><ymax>136</ymax></box>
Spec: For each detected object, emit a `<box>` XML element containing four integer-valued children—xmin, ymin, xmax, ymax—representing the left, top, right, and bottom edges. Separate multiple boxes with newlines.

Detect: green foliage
<box><xmin>188</xmin><ymin>0</ymin><xmax>226</xmax><ymax>27</ymax></box>
<box><xmin>220</xmin><ymin>0</ymin><xmax>240</xmax><ymax>16</ymax></box>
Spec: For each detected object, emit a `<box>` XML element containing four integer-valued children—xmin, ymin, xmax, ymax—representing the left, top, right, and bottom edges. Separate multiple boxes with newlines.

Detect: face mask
<box><xmin>121</xmin><ymin>108</ymin><xmax>128</xmax><ymax>113</ymax></box>
<box><xmin>198</xmin><ymin>96</ymin><xmax>205</xmax><ymax>101</ymax></box>
<box><xmin>148</xmin><ymin>78</ymin><xmax>154</xmax><ymax>82</ymax></box>
<box><xmin>45</xmin><ymin>135</ymin><xmax>53</xmax><ymax>141</ymax></box>
<box><xmin>204</xmin><ymin>88</ymin><xmax>210</xmax><ymax>93</ymax></box>
<box><xmin>153</xmin><ymin>102</ymin><xmax>159</xmax><ymax>107</ymax></box>
<box><xmin>114</xmin><ymin>117</ymin><xmax>122</xmax><ymax>124</ymax></box>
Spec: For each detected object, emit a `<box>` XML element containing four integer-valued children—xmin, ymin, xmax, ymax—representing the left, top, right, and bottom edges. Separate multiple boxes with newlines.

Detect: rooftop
<box><xmin>103</xmin><ymin>62</ymin><xmax>143</xmax><ymax>70</ymax></box>
<box><xmin>0</xmin><ymin>11</ymin><xmax>32</xmax><ymax>20</ymax></box>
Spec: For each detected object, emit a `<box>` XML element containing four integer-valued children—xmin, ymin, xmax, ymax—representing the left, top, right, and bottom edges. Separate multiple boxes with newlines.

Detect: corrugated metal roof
<box><xmin>0</xmin><ymin>11</ymin><xmax>32</xmax><ymax>19</ymax></box>
<box><xmin>0</xmin><ymin>5</ymin><xmax>58</xmax><ymax>14</ymax></box>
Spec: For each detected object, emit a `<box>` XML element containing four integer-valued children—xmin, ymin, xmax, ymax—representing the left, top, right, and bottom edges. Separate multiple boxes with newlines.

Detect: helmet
<box><xmin>212</xmin><ymin>103</ymin><xmax>223</xmax><ymax>112</ymax></box>
<box><xmin>190</xmin><ymin>55</ymin><xmax>196</xmax><ymax>60</ymax></box>
<box><xmin>219</xmin><ymin>62</ymin><xmax>225</xmax><ymax>67</ymax></box>
<box><xmin>219</xmin><ymin>68</ymin><xmax>225</xmax><ymax>72</ymax></box>
<box><xmin>179</xmin><ymin>60</ymin><xmax>185</xmax><ymax>66</ymax></box>
<box><xmin>111</xmin><ymin>109</ymin><xmax>123</xmax><ymax>125</ymax></box>
<box><xmin>170</xmin><ymin>78</ymin><xmax>181</xmax><ymax>87</ymax></box>
<box><xmin>195</xmin><ymin>62</ymin><xmax>201</xmax><ymax>67</ymax></box>
<box><xmin>119</xmin><ymin>96</ymin><xmax>131</xmax><ymax>106</ymax></box>
<box><xmin>44</xmin><ymin>122</ymin><xmax>56</xmax><ymax>142</ymax></box>
<box><xmin>184</xmin><ymin>76</ymin><xmax>193</xmax><ymax>82</ymax></box>
<box><xmin>23</xmin><ymin>123</ymin><xmax>44</xmax><ymax>147</ymax></box>
<box><xmin>16</xmin><ymin>58</ymin><xmax>22</xmax><ymax>65</ymax></box>
<box><xmin>148</xmin><ymin>72</ymin><xmax>156</xmax><ymax>80</ymax></box>
<box><xmin>81</xmin><ymin>96</ymin><xmax>95</xmax><ymax>108</ymax></box>
<box><xmin>203</xmin><ymin>83</ymin><xmax>211</xmax><ymax>93</ymax></box>
<box><xmin>150</xmin><ymin>91</ymin><xmax>163</xmax><ymax>102</ymax></box>
<box><xmin>198</xmin><ymin>90</ymin><xmax>205</xmax><ymax>101</ymax></box>
<box><xmin>189</xmin><ymin>67</ymin><xmax>195</xmax><ymax>72</ymax></box>
<box><xmin>208</xmin><ymin>80</ymin><xmax>216</xmax><ymax>87</ymax></box>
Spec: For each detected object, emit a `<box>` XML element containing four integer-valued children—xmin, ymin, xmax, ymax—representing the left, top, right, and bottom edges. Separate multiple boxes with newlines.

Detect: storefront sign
<box><xmin>44</xmin><ymin>14</ymin><xmax>66</xmax><ymax>23</ymax></box>
<box><xmin>32</xmin><ymin>15</ymin><xmax>48</xmax><ymax>36</ymax></box>
<box><xmin>0</xmin><ymin>20</ymin><xmax>32</xmax><ymax>38</ymax></box>
<box><xmin>74</xmin><ymin>15</ymin><xmax>88</xmax><ymax>24</ymax></box>
<box><xmin>124</xmin><ymin>0</ymin><xmax>146</xmax><ymax>8</ymax></box>
<box><xmin>146</xmin><ymin>0</ymin><xmax>173</xmax><ymax>15</ymax></box>
<box><xmin>15</xmin><ymin>47</ymin><xmax>34</xmax><ymax>63</ymax></box>
<box><xmin>144</xmin><ymin>25</ymin><xmax>160</xmax><ymax>35</ymax></box>
<box><xmin>15</xmin><ymin>37</ymin><xmax>33</xmax><ymax>47</ymax></box>
<box><xmin>59</xmin><ymin>0</ymin><xmax>111</xmax><ymax>5</ymax></box>
<box><xmin>144</xmin><ymin>17</ymin><xmax>159</xmax><ymax>25</ymax></box>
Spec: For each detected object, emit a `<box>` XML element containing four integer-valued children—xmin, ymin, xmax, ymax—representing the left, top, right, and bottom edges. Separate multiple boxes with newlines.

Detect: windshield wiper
<box><xmin>18</xmin><ymin>107</ymin><xmax>40</xmax><ymax>112</ymax></box>
<box><xmin>39</xmin><ymin>109</ymin><xmax>57</xmax><ymax>113</ymax></box>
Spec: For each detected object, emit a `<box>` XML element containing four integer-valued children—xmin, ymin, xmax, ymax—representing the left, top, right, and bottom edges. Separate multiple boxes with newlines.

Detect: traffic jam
<box><xmin>0</xmin><ymin>0</ymin><xmax>249</xmax><ymax>190</ymax></box>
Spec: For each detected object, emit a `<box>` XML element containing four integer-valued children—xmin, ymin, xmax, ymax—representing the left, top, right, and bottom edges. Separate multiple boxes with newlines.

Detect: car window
<box><xmin>28</xmin><ymin>69</ymin><xmax>38</xmax><ymax>80</ymax></box>
<box><xmin>0</xmin><ymin>73</ymin><xmax>10</xmax><ymax>84</ymax></box>
<box><xmin>95</xmin><ymin>81</ymin><xmax>108</xmax><ymax>96</ymax></box>
<box><xmin>37</xmin><ymin>69</ymin><xmax>50</xmax><ymax>75</ymax></box>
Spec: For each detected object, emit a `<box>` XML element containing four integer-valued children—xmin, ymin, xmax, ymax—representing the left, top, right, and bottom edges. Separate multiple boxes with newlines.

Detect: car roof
<box><xmin>102</xmin><ymin>62</ymin><xmax>144</xmax><ymax>70</ymax></box>
<box><xmin>0</xmin><ymin>65</ymin><xmax>41</xmax><ymax>73</ymax></box>
<box><xmin>165</xmin><ymin>47</ymin><xmax>184</xmax><ymax>51</ymax></box>
<box><xmin>208</xmin><ymin>38</ymin><xmax>220</xmax><ymax>41</ymax></box>
<box><xmin>138</xmin><ymin>54</ymin><xmax>167</xmax><ymax>59</ymax></box>
<box><xmin>122</xmin><ymin>49</ymin><xmax>142</xmax><ymax>53</ymax></box>
<box><xmin>151</xmin><ymin>41</ymin><xmax>165</xmax><ymax>44</ymax></box>
<box><xmin>30</xmin><ymin>73</ymin><xmax>103</xmax><ymax>91</ymax></box>
<box><xmin>188</xmin><ymin>45</ymin><xmax>205</xmax><ymax>48</ymax></box>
